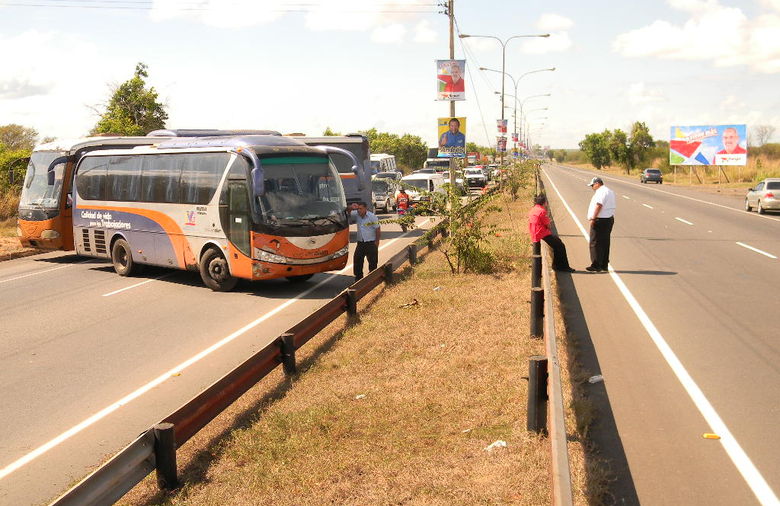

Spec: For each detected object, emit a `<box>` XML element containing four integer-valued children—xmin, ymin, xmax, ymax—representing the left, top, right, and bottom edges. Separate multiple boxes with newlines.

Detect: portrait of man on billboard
<box><xmin>436</xmin><ymin>59</ymin><xmax>466</xmax><ymax>101</ymax></box>
<box><xmin>713</xmin><ymin>125</ymin><xmax>747</xmax><ymax>165</ymax></box>
<box><xmin>437</xmin><ymin>117</ymin><xmax>466</xmax><ymax>157</ymax></box>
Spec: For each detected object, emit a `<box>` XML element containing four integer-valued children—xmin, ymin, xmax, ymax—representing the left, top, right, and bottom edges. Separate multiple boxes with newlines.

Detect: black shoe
<box><xmin>585</xmin><ymin>266</ymin><xmax>600</xmax><ymax>272</ymax></box>
<box><xmin>554</xmin><ymin>267</ymin><xmax>576</xmax><ymax>273</ymax></box>
<box><xmin>599</xmin><ymin>267</ymin><xmax>609</xmax><ymax>272</ymax></box>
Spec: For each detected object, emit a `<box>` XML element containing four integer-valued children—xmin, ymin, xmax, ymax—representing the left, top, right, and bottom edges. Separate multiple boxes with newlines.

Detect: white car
<box><xmin>463</xmin><ymin>168</ymin><xmax>487</xmax><ymax>188</ymax></box>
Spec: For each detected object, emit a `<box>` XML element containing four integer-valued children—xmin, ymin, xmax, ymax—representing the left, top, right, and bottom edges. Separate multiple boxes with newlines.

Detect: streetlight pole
<box><xmin>461</xmin><ymin>33</ymin><xmax>549</xmax><ymax>164</ymax></box>
<box><xmin>481</xmin><ymin>66</ymin><xmax>554</xmax><ymax>157</ymax></box>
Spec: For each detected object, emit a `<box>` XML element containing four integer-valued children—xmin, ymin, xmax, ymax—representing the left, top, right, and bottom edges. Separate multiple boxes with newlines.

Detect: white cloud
<box><xmin>371</xmin><ymin>24</ymin><xmax>406</xmax><ymax>44</ymax></box>
<box><xmin>613</xmin><ymin>0</ymin><xmax>780</xmax><ymax>73</ymax></box>
<box><xmin>537</xmin><ymin>13</ymin><xmax>574</xmax><ymax>31</ymax></box>
<box><xmin>761</xmin><ymin>0</ymin><xmax>780</xmax><ymax>11</ymax></box>
<box><xmin>413</xmin><ymin>19</ymin><xmax>437</xmax><ymax>43</ymax></box>
<box><xmin>522</xmin><ymin>32</ymin><xmax>572</xmax><ymax>54</ymax></box>
<box><xmin>627</xmin><ymin>82</ymin><xmax>665</xmax><ymax>105</ymax></box>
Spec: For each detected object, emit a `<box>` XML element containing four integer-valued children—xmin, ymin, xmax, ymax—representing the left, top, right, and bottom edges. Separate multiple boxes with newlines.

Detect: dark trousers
<box><xmin>354</xmin><ymin>241</ymin><xmax>378</xmax><ymax>280</ymax></box>
<box><xmin>542</xmin><ymin>235</ymin><xmax>572</xmax><ymax>270</ymax></box>
<box><xmin>589</xmin><ymin>216</ymin><xmax>614</xmax><ymax>270</ymax></box>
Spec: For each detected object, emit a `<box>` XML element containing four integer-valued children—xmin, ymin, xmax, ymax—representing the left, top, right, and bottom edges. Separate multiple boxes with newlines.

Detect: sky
<box><xmin>1</xmin><ymin>0</ymin><xmax>779</xmax><ymax>150</ymax></box>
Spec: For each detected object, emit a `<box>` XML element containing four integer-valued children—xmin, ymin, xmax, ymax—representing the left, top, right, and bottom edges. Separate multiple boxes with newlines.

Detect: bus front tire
<box><xmin>111</xmin><ymin>238</ymin><xmax>138</xmax><ymax>277</ymax></box>
<box><xmin>200</xmin><ymin>248</ymin><xmax>238</xmax><ymax>291</ymax></box>
<box><xmin>286</xmin><ymin>274</ymin><xmax>314</xmax><ymax>283</ymax></box>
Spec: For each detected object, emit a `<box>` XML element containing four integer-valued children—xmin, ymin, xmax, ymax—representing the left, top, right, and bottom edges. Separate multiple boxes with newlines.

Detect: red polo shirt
<box><xmin>528</xmin><ymin>204</ymin><xmax>551</xmax><ymax>242</ymax></box>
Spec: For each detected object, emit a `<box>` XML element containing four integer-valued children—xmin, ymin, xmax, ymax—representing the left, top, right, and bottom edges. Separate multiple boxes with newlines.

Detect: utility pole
<box><xmin>448</xmin><ymin>0</ymin><xmax>456</xmax><ymax>189</ymax></box>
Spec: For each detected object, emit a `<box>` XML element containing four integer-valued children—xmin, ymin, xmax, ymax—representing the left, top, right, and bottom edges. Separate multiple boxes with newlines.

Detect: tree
<box><xmin>0</xmin><ymin>124</ymin><xmax>38</xmax><ymax>151</ymax></box>
<box><xmin>607</xmin><ymin>129</ymin><xmax>629</xmax><ymax>172</ymax></box>
<box><xmin>322</xmin><ymin>126</ymin><xmax>341</xmax><ymax>136</ymax></box>
<box><xmin>579</xmin><ymin>131</ymin><xmax>611</xmax><ymax>169</ymax></box>
<box><xmin>91</xmin><ymin>63</ymin><xmax>168</xmax><ymax>136</ymax></box>
<box><xmin>751</xmin><ymin>125</ymin><xmax>776</xmax><ymax>147</ymax></box>
<box><xmin>360</xmin><ymin>128</ymin><xmax>427</xmax><ymax>171</ymax></box>
<box><xmin>628</xmin><ymin>121</ymin><xmax>655</xmax><ymax>171</ymax></box>
<box><xmin>554</xmin><ymin>150</ymin><xmax>566</xmax><ymax>163</ymax></box>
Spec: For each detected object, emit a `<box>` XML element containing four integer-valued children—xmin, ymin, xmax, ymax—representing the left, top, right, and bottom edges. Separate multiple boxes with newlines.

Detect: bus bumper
<box><xmin>251</xmin><ymin>255</ymin><xmax>349</xmax><ymax>280</ymax></box>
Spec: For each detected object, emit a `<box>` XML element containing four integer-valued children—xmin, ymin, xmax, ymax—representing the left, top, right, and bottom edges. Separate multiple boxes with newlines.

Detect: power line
<box><xmin>454</xmin><ymin>17</ymin><xmax>495</xmax><ymax>147</ymax></box>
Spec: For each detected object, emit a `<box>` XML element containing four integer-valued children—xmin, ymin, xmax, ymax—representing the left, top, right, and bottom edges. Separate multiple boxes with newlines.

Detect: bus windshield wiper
<box><xmin>302</xmin><ymin>215</ymin><xmax>345</xmax><ymax>227</ymax></box>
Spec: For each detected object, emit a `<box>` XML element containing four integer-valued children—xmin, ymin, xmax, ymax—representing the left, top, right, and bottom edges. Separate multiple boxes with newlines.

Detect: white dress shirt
<box><xmin>587</xmin><ymin>185</ymin><xmax>616</xmax><ymax>219</ymax></box>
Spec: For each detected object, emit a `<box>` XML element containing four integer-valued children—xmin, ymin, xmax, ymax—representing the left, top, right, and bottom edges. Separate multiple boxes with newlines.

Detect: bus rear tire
<box><xmin>200</xmin><ymin>248</ymin><xmax>238</xmax><ymax>291</ymax></box>
<box><xmin>286</xmin><ymin>274</ymin><xmax>314</xmax><ymax>283</ymax></box>
<box><xmin>111</xmin><ymin>238</ymin><xmax>138</xmax><ymax>277</ymax></box>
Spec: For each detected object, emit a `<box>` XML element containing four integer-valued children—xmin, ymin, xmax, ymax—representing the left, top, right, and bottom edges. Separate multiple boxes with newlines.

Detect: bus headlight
<box><xmin>41</xmin><ymin>230</ymin><xmax>61</xmax><ymax>239</ymax></box>
<box><xmin>254</xmin><ymin>248</ymin><xmax>286</xmax><ymax>263</ymax></box>
<box><xmin>334</xmin><ymin>245</ymin><xmax>349</xmax><ymax>258</ymax></box>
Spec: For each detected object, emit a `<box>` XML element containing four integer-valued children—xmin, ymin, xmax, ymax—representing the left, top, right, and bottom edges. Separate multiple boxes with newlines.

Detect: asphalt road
<box><xmin>542</xmin><ymin>164</ymin><xmax>780</xmax><ymax>505</ymax></box>
<box><xmin>0</xmin><ymin>214</ymin><xmax>433</xmax><ymax>505</ymax></box>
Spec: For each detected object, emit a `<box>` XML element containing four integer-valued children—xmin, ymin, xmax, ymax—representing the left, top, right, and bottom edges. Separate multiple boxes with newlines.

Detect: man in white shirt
<box><xmin>585</xmin><ymin>177</ymin><xmax>616</xmax><ymax>272</ymax></box>
<box><xmin>349</xmin><ymin>202</ymin><xmax>381</xmax><ymax>280</ymax></box>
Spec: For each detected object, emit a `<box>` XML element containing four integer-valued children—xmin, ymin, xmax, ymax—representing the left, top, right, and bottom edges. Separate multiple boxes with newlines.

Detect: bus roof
<box><xmin>147</xmin><ymin>129</ymin><xmax>282</xmax><ymax>137</ymax></box>
<box><xmin>34</xmin><ymin>136</ymin><xmax>165</xmax><ymax>153</ymax></box>
<box><xmin>370</xmin><ymin>153</ymin><xmax>395</xmax><ymax>161</ymax></box>
<box><xmin>87</xmin><ymin>135</ymin><xmax>330</xmax><ymax>158</ymax></box>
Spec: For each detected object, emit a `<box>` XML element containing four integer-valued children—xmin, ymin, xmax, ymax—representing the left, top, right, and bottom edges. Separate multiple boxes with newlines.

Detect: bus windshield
<box><xmin>19</xmin><ymin>151</ymin><xmax>65</xmax><ymax>209</ymax></box>
<box><xmin>259</xmin><ymin>156</ymin><xmax>347</xmax><ymax>225</ymax></box>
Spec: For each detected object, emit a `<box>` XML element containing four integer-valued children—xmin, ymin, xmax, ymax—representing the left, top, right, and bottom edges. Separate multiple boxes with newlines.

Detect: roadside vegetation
<box><xmin>119</xmin><ymin>165</ymin><xmax>599</xmax><ymax>505</ymax></box>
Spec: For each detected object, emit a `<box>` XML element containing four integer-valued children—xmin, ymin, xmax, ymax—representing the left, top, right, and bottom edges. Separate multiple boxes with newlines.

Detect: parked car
<box><xmin>640</xmin><ymin>168</ymin><xmax>663</xmax><ymax>184</ymax></box>
<box><xmin>401</xmin><ymin>172</ymin><xmax>446</xmax><ymax>203</ymax></box>
<box><xmin>371</xmin><ymin>178</ymin><xmax>397</xmax><ymax>212</ymax></box>
<box><xmin>463</xmin><ymin>167</ymin><xmax>487</xmax><ymax>188</ymax></box>
<box><xmin>745</xmin><ymin>178</ymin><xmax>780</xmax><ymax>214</ymax></box>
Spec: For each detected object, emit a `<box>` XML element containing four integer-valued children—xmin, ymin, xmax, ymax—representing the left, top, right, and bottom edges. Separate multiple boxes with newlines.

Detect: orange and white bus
<box><xmin>72</xmin><ymin>135</ymin><xmax>353</xmax><ymax>290</ymax></box>
<box><xmin>17</xmin><ymin>136</ymin><xmax>166</xmax><ymax>250</ymax></box>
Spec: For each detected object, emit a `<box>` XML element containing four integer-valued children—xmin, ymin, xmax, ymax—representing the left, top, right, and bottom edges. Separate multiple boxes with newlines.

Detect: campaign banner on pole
<box><xmin>670</xmin><ymin>124</ymin><xmax>747</xmax><ymax>165</ymax></box>
<box><xmin>512</xmin><ymin>132</ymin><xmax>518</xmax><ymax>142</ymax></box>
<box><xmin>496</xmin><ymin>119</ymin><xmax>508</xmax><ymax>134</ymax></box>
<box><xmin>437</xmin><ymin>117</ymin><xmax>467</xmax><ymax>158</ymax></box>
<box><xmin>436</xmin><ymin>60</ymin><xmax>466</xmax><ymax>101</ymax></box>
<box><xmin>497</xmin><ymin>136</ymin><xmax>507</xmax><ymax>153</ymax></box>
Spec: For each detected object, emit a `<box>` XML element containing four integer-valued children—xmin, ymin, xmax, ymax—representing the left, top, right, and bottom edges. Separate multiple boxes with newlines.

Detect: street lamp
<box><xmin>523</xmin><ymin>108</ymin><xmax>549</xmax><ymax>152</ymax></box>
<box><xmin>461</xmin><ymin>33</ymin><xmax>550</xmax><ymax>163</ymax></box>
<box><xmin>482</xmin><ymin>66</ymin><xmax>555</xmax><ymax>153</ymax></box>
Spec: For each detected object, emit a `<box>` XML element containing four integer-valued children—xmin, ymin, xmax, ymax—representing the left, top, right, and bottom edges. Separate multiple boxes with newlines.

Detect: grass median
<box><xmin>120</xmin><ymin>187</ymin><xmax>595</xmax><ymax>505</ymax></box>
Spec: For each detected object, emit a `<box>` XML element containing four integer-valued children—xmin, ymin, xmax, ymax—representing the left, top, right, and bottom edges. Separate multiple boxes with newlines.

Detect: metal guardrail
<box><xmin>51</xmin><ymin>216</ymin><xmax>451</xmax><ymax>506</ymax></box>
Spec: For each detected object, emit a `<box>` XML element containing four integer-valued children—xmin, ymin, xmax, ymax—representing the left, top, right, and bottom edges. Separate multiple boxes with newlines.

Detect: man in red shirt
<box><xmin>716</xmin><ymin>127</ymin><xmax>747</xmax><ymax>155</ymax></box>
<box><xmin>528</xmin><ymin>194</ymin><xmax>575</xmax><ymax>272</ymax></box>
<box><xmin>438</xmin><ymin>61</ymin><xmax>465</xmax><ymax>93</ymax></box>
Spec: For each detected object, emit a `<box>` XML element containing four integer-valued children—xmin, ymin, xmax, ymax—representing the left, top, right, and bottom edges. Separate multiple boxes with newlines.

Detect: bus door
<box><xmin>226</xmin><ymin>181</ymin><xmax>250</xmax><ymax>255</ymax></box>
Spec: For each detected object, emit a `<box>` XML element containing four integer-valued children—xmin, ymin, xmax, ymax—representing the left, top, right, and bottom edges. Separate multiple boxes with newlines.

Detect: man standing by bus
<box><xmin>349</xmin><ymin>202</ymin><xmax>381</xmax><ymax>281</ymax></box>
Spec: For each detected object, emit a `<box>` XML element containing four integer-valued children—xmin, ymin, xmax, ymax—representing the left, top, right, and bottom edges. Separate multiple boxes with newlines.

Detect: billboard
<box><xmin>437</xmin><ymin>117</ymin><xmax>466</xmax><ymax>158</ymax></box>
<box><xmin>436</xmin><ymin>59</ymin><xmax>465</xmax><ymax>101</ymax></box>
<box><xmin>670</xmin><ymin>124</ymin><xmax>747</xmax><ymax>165</ymax></box>
<box><xmin>496</xmin><ymin>119</ymin><xmax>508</xmax><ymax>134</ymax></box>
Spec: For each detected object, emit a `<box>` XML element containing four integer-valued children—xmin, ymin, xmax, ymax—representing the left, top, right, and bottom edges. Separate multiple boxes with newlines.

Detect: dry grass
<box><xmin>0</xmin><ymin>187</ymin><xmax>20</xmax><ymax>220</ymax></box>
<box><xmin>118</xmin><ymin>188</ymin><xmax>588</xmax><ymax>506</ymax></box>
<box><xmin>0</xmin><ymin>217</ymin><xmax>39</xmax><ymax>261</ymax></box>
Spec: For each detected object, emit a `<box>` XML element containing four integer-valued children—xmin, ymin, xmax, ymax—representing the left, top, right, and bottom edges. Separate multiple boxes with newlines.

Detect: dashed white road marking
<box><xmin>0</xmin><ymin>260</ymin><xmax>91</xmax><ymax>285</ymax></box>
<box><xmin>736</xmin><ymin>242</ymin><xmax>777</xmax><ymax>259</ymax></box>
<box><xmin>543</xmin><ymin>168</ymin><xmax>779</xmax><ymax>506</ymax></box>
<box><xmin>102</xmin><ymin>274</ymin><xmax>172</xmax><ymax>297</ymax></box>
<box><xmin>622</xmin><ymin>195</ymin><xmax>631</xmax><ymax>200</ymax></box>
<box><xmin>643</xmin><ymin>204</ymin><xmax>654</xmax><ymax>209</ymax></box>
<box><xmin>675</xmin><ymin>217</ymin><xmax>694</xmax><ymax>225</ymax></box>
<box><xmin>0</xmin><ymin>219</ymin><xmax>430</xmax><ymax>481</ymax></box>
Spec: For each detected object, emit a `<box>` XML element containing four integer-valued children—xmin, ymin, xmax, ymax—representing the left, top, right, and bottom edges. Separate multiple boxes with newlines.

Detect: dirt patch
<box><xmin>0</xmin><ymin>219</ymin><xmax>40</xmax><ymax>261</ymax></box>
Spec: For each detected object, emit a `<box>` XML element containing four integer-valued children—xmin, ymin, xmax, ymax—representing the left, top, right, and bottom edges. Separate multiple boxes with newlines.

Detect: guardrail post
<box><xmin>280</xmin><ymin>332</ymin><xmax>296</xmax><ymax>375</ymax></box>
<box><xmin>346</xmin><ymin>289</ymin><xmax>358</xmax><ymax>318</ymax></box>
<box><xmin>532</xmin><ymin>241</ymin><xmax>541</xmax><ymax>255</ymax></box>
<box><xmin>531</xmin><ymin>253</ymin><xmax>542</xmax><ymax>288</ymax></box>
<box><xmin>527</xmin><ymin>356</ymin><xmax>548</xmax><ymax>434</ymax></box>
<box><xmin>408</xmin><ymin>244</ymin><xmax>418</xmax><ymax>265</ymax></box>
<box><xmin>153</xmin><ymin>423</ymin><xmax>178</xmax><ymax>491</ymax></box>
<box><xmin>530</xmin><ymin>287</ymin><xmax>544</xmax><ymax>339</ymax></box>
<box><xmin>383</xmin><ymin>263</ymin><xmax>394</xmax><ymax>284</ymax></box>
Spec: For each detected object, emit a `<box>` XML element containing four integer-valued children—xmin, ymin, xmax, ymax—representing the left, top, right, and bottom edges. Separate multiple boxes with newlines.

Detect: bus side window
<box><xmin>76</xmin><ymin>157</ymin><xmax>108</xmax><ymax>201</ymax></box>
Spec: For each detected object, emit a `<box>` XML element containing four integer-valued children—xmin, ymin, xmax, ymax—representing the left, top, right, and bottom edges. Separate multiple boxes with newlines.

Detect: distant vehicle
<box><xmin>370</xmin><ymin>153</ymin><xmax>398</xmax><ymax>174</ymax></box>
<box><xmin>291</xmin><ymin>134</ymin><xmax>372</xmax><ymax>209</ymax></box>
<box><xmin>441</xmin><ymin>171</ymin><xmax>464</xmax><ymax>189</ymax></box>
<box><xmin>640</xmin><ymin>168</ymin><xmax>663</xmax><ymax>184</ymax></box>
<box><xmin>423</xmin><ymin>158</ymin><xmax>450</xmax><ymax>171</ymax></box>
<box><xmin>374</xmin><ymin>171</ymin><xmax>402</xmax><ymax>181</ymax></box>
<box><xmin>371</xmin><ymin>178</ymin><xmax>397</xmax><ymax>213</ymax></box>
<box><xmin>463</xmin><ymin>167</ymin><xmax>487</xmax><ymax>188</ymax></box>
<box><xmin>413</xmin><ymin>168</ymin><xmax>438</xmax><ymax>174</ymax></box>
<box><xmin>745</xmin><ymin>178</ymin><xmax>780</xmax><ymax>214</ymax></box>
<box><xmin>400</xmin><ymin>172</ymin><xmax>446</xmax><ymax>203</ymax></box>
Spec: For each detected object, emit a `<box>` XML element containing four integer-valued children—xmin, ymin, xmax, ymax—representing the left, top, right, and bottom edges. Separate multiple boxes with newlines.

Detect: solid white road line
<box><xmin>675</xmin><ymin>217</ymin><xmax>694</xmax><ymax>225</ymax></box>
<box><xmin>556</xmin><ymin>164</ymin><xmax>780</xmax><ymax>222</ymax></box>
<box><xmin>102</xmin><ymin>274</ymin><xmax>172</xmax><ymax>297</ymax></box>
<box><xmin>643</xmin><ymin>204</ymin><xmax>654</xmax><ymax>209</ymax></box>
<box><xmin>542</xmin><ymin>168</ymin><xmax>779</xmax><ymax>506</ymax></box>
<box><xmin>0</xmin><ymin>261</ymin><xmax>91</xmax><ymax>285</ymax></box>
<box><xmin>736</xmin><ymin>242</ymin><xmax>778</xmax><ymax>259</ymax></box>
<box><xmin>0</xmin><ymin>219</ymin><xmax>430</xmax><ymax>481</ymax></box>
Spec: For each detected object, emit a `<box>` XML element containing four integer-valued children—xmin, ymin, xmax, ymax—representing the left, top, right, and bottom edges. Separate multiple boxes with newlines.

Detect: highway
<box><xmin>0</xmin><ymin>214</ymin><xmax>432</xmax><ymax>505</ymax></box>
<box><xmin>542</xmin><ymin>163</ymin><xmax>780</xmax><ymax>505</ymax></box>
